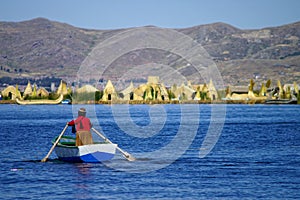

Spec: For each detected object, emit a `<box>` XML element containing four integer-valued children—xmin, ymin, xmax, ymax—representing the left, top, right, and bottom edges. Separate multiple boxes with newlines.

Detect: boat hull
<box><xmin>53</xmin><ymin>136</ymin><xmax>117</xmax><ymax>163</ymax></box>
<box><xmin>265</xmin><ymin>99</ymin><xmax>297</xmax><ymax>104</ymax></box>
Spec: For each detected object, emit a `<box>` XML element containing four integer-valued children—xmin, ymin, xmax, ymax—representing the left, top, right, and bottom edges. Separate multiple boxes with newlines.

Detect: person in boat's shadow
<box><xmin>68</xmin><ymin>108</ymin><xmax>94</xmax><ymax>146</ymax></box>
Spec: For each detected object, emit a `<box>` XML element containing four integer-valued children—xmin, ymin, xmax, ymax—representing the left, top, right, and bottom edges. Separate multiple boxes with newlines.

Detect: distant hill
<box><xmin>0</xmin><ymin>18</ymin><xmax>299</xmax><ymax>86</ymax></box>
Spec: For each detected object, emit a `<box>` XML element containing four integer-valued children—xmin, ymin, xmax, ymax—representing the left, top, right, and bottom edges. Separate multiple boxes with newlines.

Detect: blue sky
<box><xmin>1</xmin><ymin>0</ymin><xmax>300</xmax><ymax>30</ymax></box>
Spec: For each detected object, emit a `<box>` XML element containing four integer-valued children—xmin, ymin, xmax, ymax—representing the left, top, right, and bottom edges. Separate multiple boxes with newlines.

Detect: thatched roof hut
<box><xmin>56</xmin><ymin>80</ymin><xmax>68</xmax><ymax>95</ymax></box>
<box><xmin>172</xmin><ymin>83</ymin><xmax>195</xmax><ymax>100</ymax></box>
<box><xmin>121</xmin><ymin>82</ymin><xmax>143</xmax><ymax>100</ymax></box>
<box><xmin>1</xmin><ymin>85</ymin><xmax>22</xmax><ymax>100</ymax></box>
<box><xmin>23</xmin><ymin>81</ymin><xmax>33</xmax><ymax>97</ymax></box>
<box><xmin>208</xmin><ymin>80</ymin><xmax>218</xmax><ymax>100</ymax></box>
<box><xmin>76</xmin><ymin>85</ymin><xmax>99</xmax><ymax>93</ymax></box>
<box><xmin>102</xmin><ymin>80</ymin><xmax>118</xmax><ymax>101</ymax></box>
<box><xmin>37</xmin><ymin>87</ymin><xmax>49</xmax><ymax>97</ymax></box>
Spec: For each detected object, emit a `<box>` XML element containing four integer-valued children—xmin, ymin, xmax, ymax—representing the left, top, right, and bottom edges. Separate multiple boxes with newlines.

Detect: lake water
<box><xmin>0</xmin><ymin>104</ymin><xmax>299</xmax><ymax>199</ymax></box>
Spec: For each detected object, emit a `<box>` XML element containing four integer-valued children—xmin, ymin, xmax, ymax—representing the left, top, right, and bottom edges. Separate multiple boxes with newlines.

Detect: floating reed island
<box><xmin>0</xmin><ymin>76</ymin><xmax>299</xmax><ymax>104</ymax></box>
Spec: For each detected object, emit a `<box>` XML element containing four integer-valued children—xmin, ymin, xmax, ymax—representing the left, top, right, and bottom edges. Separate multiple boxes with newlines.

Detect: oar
<box><xmin>41</xmin><ymin>124</ymin><xmax>68</xmax><ymax>162</ymax></box>
<box><xmin>91</xmin><ymin>127</ymin><xmax>136</xmax><ymax>161</ymax></box>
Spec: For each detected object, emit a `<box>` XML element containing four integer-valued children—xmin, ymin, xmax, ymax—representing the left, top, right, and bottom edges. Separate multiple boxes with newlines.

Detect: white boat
<box><xmin>53</xmin><ymin>135</ymin><xmax>117</xmax><ymax>163</ymax></box>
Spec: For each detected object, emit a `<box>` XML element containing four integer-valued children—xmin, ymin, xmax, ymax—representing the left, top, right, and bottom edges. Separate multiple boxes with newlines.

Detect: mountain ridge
<box><xmin>0</xmin><ymin>18</ymin><xmax>299</xmax><ymax>86</ymax></box>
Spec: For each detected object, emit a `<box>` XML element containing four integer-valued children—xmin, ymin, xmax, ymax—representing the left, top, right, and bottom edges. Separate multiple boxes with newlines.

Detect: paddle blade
<box><xmin>123</xmin><ymin>152</ymin><xmax>136</xmax><ymax>161</ymax></box>
<box><xmin>92</xmin><ymin>128</ymin><xmax>136</xmax><ymax>162</ymax></box>
<box><xmin>41</xmin><ymin>124</ymin><xmax>68</xmax><ymax>163</ymax></box>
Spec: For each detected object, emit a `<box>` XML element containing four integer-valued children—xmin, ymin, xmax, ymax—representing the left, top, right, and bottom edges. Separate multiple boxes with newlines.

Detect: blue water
<box><xmin>0</xmin><ymin>104</ymin><xmax>299</xmax><ymax>199</ymax></box>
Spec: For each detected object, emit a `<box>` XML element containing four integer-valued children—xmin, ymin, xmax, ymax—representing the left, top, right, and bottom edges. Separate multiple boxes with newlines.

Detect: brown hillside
<box><xmin>0</xmin><ymin>18</ymin><xmax>299</xmax><ymax>86</ymax></box>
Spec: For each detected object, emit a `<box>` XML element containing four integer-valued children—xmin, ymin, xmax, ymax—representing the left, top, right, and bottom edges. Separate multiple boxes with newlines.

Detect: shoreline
<box><xmin>1</xmin><ymin>99</ymin><xmax>295</xmax><ymax>105</ymax></box>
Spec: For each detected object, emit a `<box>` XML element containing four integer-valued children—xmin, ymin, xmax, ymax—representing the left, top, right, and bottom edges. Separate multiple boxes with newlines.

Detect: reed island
<box><xmin>0</xmin><ymin>76</ymin><xmax>299</xmax><ymax>105</ymax></box>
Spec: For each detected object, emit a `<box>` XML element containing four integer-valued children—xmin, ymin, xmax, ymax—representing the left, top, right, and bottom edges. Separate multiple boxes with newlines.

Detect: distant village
<box><xmin>0</xmin><ymin>76</ymin><xmax>299</xmax><ymax>104</ymax></box>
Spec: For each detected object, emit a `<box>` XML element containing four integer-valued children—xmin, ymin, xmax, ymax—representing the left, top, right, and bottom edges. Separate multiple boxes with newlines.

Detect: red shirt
<box><xmin>68</xmin><ymin>116</ymin><xmax>92</xmax><ymax>131</ymax></box>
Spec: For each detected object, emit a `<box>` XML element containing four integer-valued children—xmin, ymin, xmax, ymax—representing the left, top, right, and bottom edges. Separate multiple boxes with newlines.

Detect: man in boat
<box><xmin>68</xmin><ymin>108</ymin><xmax>94</xmax><ymax>146</ymax></box>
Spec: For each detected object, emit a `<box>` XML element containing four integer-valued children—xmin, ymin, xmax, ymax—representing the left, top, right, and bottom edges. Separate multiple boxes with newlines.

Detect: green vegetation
<box><xmin>167</xmin><ymin>89</ymin><xmax>175</xmax><ymax>100</ymax></box>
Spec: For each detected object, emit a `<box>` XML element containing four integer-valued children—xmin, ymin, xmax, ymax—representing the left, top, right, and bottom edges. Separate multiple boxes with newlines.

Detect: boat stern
<box><xmin>53</xmin><ymin>136</ymin><xmax>117</xmax><ymax>163</ymax></box>
<box><xmin>78</xmin><ymin>143</ymin><xmax>117</xmax><ymax>162</ymax></box>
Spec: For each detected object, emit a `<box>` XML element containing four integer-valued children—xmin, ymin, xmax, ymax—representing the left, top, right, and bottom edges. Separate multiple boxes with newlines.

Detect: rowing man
<box><xmin>68</xmin><ymin>108</ymin><xmax>94</xmax><ymax>146</ymax></box>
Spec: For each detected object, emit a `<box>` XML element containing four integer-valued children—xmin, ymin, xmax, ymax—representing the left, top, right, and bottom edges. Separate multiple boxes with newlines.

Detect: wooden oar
<box><xmin>91</xmin><ymin>127</ymin><xmax>136</xmax><ymax>161</ymax></box>
<box><xmin>41</xmin><ymin>124</ymin><xmax>68</xmax><ymax>162</ymax></box>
